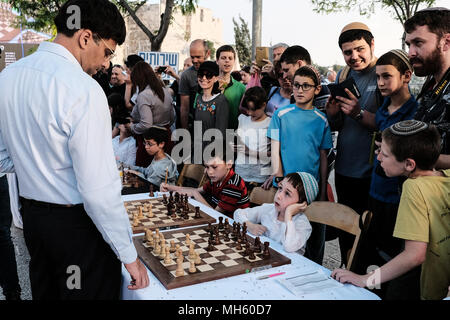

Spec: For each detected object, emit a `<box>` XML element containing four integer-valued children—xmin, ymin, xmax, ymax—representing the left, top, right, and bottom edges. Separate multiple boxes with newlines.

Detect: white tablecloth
<box><xmin>120</xmin><ymin>193</ymin><xmax>380</xmax><ymax>300</ymax></box>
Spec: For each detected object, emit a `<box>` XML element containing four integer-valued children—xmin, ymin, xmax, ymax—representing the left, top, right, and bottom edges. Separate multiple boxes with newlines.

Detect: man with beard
<box><xmin>405</xmin><ymin>7</ymin><xmax>450</xmax><ymax>169</ymax></box>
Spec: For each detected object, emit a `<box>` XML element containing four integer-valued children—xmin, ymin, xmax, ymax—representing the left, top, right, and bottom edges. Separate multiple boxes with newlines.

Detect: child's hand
<box><xmin>284</xmin><ymin>202</ymin><xmax>308</xmax><ymax>221</ymax></box>
<box><xmin>331</xmin><ymin>268</ymin><xmax>369</xmax><ymax>288</ymax></box>
<box><xmin>246</xmin><ymin>222</ymin><xmax>267</xmax><ymax>236</ymax></box>
<box><xmin>262</xmin><ymin>175</ymin><xmax>274</xmax><ymax>190</ymax></box>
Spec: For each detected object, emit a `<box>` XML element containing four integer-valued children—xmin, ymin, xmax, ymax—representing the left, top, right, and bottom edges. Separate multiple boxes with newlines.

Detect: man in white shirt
<box><xmin>0</xmin><ymin>0</ymin><xmax>149</xmax><ymax>299</ymax></box>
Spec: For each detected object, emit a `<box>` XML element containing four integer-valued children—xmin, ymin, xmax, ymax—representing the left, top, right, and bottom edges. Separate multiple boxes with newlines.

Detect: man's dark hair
<box><xmin>404</xmin><ymin>8</ymin><xmax>450</xmax><ymax>39</ymax></box>
<box><xmin>338</xmin><ymin>30</ymin><xmax>374</xmax><ymax>49</ymax></box>
<box><xmin>231</xmin><ymin>71</ymin><xmax>242</xmax><ymax>82</ymax></box>
<box><xmin>216</xmin><ymin>45</ymin><xmax>236</xmax><ymax>60</ymax></box>
<box><xmin>279</xmin><ymin>45</ymin><xmax>311</xmax><ymax>65</ymax></box>
<box><xmin>382</xmin><ymin>124</ymin><xmax>441</xmax><ymax>170</ymax></box>
<box><xmin>54</xmin><ymin>0</ymin><xmax>126</xmax><ymax>45</ymax></box>
<box><xmin>241</xmin><ymin>86</ymin><xmax>267</xmax><ymax>110</ymax></box>
<box><xmin>144</xmin><ymin>126</ymin><xmax>169</xmax><ymax>145</ymax></box>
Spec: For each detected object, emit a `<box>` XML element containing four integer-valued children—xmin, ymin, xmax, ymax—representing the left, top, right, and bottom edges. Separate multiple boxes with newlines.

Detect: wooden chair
<box><xmin>176</xmin><ymin>164</ymin><xmax>207</xmax><ymax>188</ymax></box>
<box><xmin>249</xmin><ymin>187</ymin><xmax>277</xmax><ymax>206</ymax></box>
<box><xmin>304</xmin><ymin>201</ymin><xmax>372</xmax><ymax>272</ymax></box>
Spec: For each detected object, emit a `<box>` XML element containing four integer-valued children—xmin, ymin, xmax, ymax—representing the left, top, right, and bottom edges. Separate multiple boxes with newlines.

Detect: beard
<box><xmin>410</xmin><ymin>46</ymin><xmax>442</xmax><ymax>77</ymax></box>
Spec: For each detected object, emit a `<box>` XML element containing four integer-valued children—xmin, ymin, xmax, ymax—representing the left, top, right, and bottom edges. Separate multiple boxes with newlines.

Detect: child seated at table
<box><xmin>128</xmin><ymin>126</ymin><xmax>178</xmax><ymax>188</ymax></box>
<box><xmin>233</xmin><ymin>172</ymin><xmax>318</xmax><ymax>254</ymax></box>
<box><xmin>160</xmin><ymin>153</ymin><xmax>250</xmax><ymax>218</ymax></box>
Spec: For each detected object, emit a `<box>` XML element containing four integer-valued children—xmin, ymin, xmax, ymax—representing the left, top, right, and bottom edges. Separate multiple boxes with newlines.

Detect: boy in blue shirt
<box><xmin>267</xmin><ymin>65</ymin><xmax>333</xmax><ymax>264</ymax></box>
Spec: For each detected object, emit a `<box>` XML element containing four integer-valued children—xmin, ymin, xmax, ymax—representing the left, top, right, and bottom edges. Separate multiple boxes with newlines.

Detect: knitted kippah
<box><xmin>296</xmin><ymin>172</ymin><xmax>319</xmax><ymax>205</ymax></box>
<box><xmin>340</xmin><ymin>22</ymin><xmax>372</xmax><ymax>35</ymax></box>
<box><xmin>388</xmin><ymin>120</ymin><xmax>429</xmax><ymax>136</ymax></box>
<box><xmin>389</xmin><ymin>49</ymin><xmax>413</xmax><ymax>73</ymax></box>
<box><xmin>301</xmin><ymin>65</ymin><xmax>321</xmax><ymax>86</ymax></box>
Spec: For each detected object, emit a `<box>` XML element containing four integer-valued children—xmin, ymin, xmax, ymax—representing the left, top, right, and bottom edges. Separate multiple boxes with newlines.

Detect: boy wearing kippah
<box><xmin>332</xmin><ymin>120</ymin><xmax>450</xmax><ymax>300</ymax></box>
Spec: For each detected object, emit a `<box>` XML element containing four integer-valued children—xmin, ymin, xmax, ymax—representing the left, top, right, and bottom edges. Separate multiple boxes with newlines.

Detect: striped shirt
<box><xmin>203</xmin><ymin>168</ymin><xmax>250</xmax><ymax>217</ymax></box>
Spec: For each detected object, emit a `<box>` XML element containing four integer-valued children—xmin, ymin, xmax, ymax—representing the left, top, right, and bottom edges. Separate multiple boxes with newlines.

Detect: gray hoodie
<box><xmin>130</xmin><ymin>153</ymin><xmax>178</xmax><ymax>187</ymax></box>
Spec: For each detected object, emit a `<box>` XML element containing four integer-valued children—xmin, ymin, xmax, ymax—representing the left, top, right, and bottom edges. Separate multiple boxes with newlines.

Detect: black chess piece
<box><xmin>254</xmin><ymin>236</ymin><xmax>262</xmax><ymax>253</ymax></box>
<box><xmin>206</xmin><ymin>222</ymin><xmax>212</xmax><ymax>232</ymax></box>
<box><xmin>214</xmin><ymin>233</ymin><xmax>221</xmax><ymax>245</ymax></box>
<box><xmin>218</xmin><ymin>217</ymin><xmax>224</xmax><ymax>230</ymax></box>
<box><xmin>248</xmin><ymin>247</ymin><xmax>256</xmax><ymax>260</ymax></box>
<box><xmin>206</xmin><ymin>239</ymin><xmax>215</xmax><ymax>252</ymax></box>
<box><xmin>223</xmin><ymin>230</ymin><xmax>230</xmax><ymax>242</ymax></box>
<box><xmin>263</xmin><ymin>242</ymin><xmax>270</xmax><ymax>259</ymax></box>
<box><xmin>149</xmin><ymin>185</ymin><xmax>154</xmax><ymax>197</ymax></box>
<box><xmin>235</xmin><ymin>240</ymin><xmax>242</xmax><ymax>251</ymax></box>
<box><xmin>162</xmin><ymin>194</ymin><xmax>167</xmax><ymax>204</ymax></box>
<box><xmin>194</xmin><ymin>206</ymin><xmax>200</xmax><ymax>219</ymax></box>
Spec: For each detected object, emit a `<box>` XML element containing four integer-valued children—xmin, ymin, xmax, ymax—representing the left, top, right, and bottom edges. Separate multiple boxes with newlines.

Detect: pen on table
<box><xmin>257</xmin><ymin>272</ymin><xmax>285</xmax><ymax>280</ymax></box>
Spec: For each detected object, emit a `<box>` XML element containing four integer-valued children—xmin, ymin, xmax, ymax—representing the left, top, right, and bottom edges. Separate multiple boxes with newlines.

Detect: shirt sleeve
<box><xmin>67</xmin><ymin>87</ymin><xmax>137</xmax><ymax>264</ymax></box>
<box><xmin>266</xmin><ymin>113</ymin><xmax>281</xmax><ymax>141</ymax></box>
<box><xmin>0</xmin><ymin>130</ymin><xmax>15</xmax><ymax>173</ymax></box>
<box><xmin>320</xmin><ymin>120</ymin><xmax>333</xmax><ymax>150</ymax></box>
<box><xmin>393</xmin><ymin>180</ymin><xmax>429</xmax><ymax>243</ymax></box>
<box><xmin>233</xmin><ymin>205</ymin><xmax>264</xmax><ymax>225</ymax></box>
<box><xmin>283</xmin><ymin>214</ymin><xmax>312</xmax><ymax>253</ymax></box>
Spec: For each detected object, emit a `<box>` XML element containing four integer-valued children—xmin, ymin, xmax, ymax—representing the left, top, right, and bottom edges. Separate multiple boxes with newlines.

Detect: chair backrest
<box><xmin>249</xmin><ymin>187</ymin><xmax>277</xmax><ymax>206</ymax></box>
<box><xmin>304</xmin><ymin>201</ymin><xmax>372</xmax><ymax>272</ymax></box>
<box><xmin>176</xmin><ymin>164</ymin><xmax>207</xmax><ymax>188</ymax></box>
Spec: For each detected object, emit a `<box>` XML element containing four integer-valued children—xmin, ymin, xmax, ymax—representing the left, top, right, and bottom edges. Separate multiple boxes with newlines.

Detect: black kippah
<box><xmin>389</xmin><ymin>120</ymin><xmax>429</xmax><ymax>136</ymax></box>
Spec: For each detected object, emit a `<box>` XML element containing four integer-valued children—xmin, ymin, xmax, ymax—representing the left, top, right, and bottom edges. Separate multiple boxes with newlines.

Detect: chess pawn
<box><xmin>176</xmin><ymin>248</ymin><xmax>184</xmax><ymax>263</ymax></box>
<box><xmin>223</xmin><ymin>230</ymin><xmax>230</xmax><ymax>242</ymax></box>
<box><xmin>163</xmin><ymin>247</ymin><xmax>173</xmax><ymax>264</ymax></box>
<box><xmin>218</xmin><ymin>217</ymin><xmax>224</xmax><ymax>230</ymax></box>
<box><xmin>132</xmin><ymin>214</ymin><xmax>139</xmax><ymax>227</ymax></box>
<box><xmin>159</xmin><ymin>241</ymin><xmax>167</xmax><ymax>259</ymax></box>
<box><xmin>194</xmin><ymin>251</ymin><xmax>201</xmax><ymax>265</ymax></box>
<box><xmin>175</xmin><ymin>259</ymin><xmax>185</xmax><ymax>277</ymax></box>
<box><xmin>155</xmin><ymin>229</ymin><xmax>160</xmax><ymax>242</ymax></box>
<box><xmin>248</xmin><ymin>247</ymin><xmax>256</xmax><ymax>260</ymax></box>
<box><xmin>145</xmin><ymin>228</ymin><xmax>152</xmax><ymax>241</ymax></box>
<box><xmin>169</xmin><ymin>240</ymin><xmax>176</xmax><ymax>253</ymax></box>
<box><xmin>148</xmin><ymin>203</ymin><xmax>154</xmax><ymax>218</ymax></box>
<box><xmin>153</xmin><ymin>241</ymin><xmax>161</xmax><ymax>255</ymax></box>
<box><xmin>194</xmin><ymin>206</ymin><xmax>200</xmax><ymax>219</ymax></box>
<box><xmin>138</xmin><ymin>206</ymin><xmax>144</xmax><ymax>219</ymax></box>
<box><xmin>162</xmin><ymin>194</ymin><xmax>168</xmax><ymax>204</ymax></box>
<box><xmin>149</xmin><ymin>184</ymin><xmax>154</xmax><ymax>197</ymax></box>
<box><xmin>235</xmin><ymin>241</ymin><xmax>242</xmax><ymax>251</ymax></box>
<box><xmin>263</xmin><ymin>241</ymin><xmax>271</xmax><ymax>259</ymax></box>
<box><xmin>185</xmin><ymin>234</ymin><xmax>191</xmax><ymax>246</ymax></box>
<box><xmin>188</xmin><ymin>244</ymin><xmax>196</xmax><ymax>260</ymax></box>
<box><xmin>188</xmin><ymin>260</ymin><xmax>197</xmax><ymax>274</ymax></box>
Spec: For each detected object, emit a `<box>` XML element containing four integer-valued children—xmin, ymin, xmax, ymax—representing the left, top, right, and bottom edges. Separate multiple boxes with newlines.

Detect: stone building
<box><xmin>115</xmin><ymin>1</ymin><xmax>224</xmax><ymax>71</ymax></box>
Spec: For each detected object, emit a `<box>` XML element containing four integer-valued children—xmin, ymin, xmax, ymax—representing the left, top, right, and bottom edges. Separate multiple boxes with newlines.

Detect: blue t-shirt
<box><xmin>267</xmin><ymin>104</ymin><xmax>333</xmax><ymax>181</ymax></box>
<box><xmin>369</xmin><ymin>96</ymin><xmax>418</xmax><ymax>203</ymax></box>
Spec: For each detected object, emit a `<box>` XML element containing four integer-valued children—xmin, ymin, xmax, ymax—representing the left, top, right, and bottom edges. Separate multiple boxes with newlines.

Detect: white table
<box><xmin>120</xmin><ymin>193</ymin><xmax>380</xmax><ymax>300</ymax></box>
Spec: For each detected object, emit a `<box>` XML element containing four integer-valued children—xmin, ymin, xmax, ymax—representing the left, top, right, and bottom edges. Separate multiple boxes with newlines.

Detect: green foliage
<box><xmin>205</xmin><ymin>40</ymin><xmax>216</xmax><ymax>60</ymax></box>
<box><xmin>232</xmin><ymin>16</ymin><xmax>251</xmax><ymax>67</ymax></box>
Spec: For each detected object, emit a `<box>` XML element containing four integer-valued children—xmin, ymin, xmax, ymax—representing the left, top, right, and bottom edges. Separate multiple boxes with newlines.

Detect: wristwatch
<box><xmin>354</xmin><ymin>109</ymin><xmax>364</xmax><ymax>121</ymax></box>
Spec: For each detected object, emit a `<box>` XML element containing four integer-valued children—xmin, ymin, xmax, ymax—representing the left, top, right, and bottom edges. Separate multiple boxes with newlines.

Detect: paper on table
<box><xmin>276</xmin><ymin>268</ymin><xmax>343</xmax><ymax>296</ymax></box>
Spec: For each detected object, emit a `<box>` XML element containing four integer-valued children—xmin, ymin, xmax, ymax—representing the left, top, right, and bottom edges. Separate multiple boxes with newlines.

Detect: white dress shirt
<box><xmin>112</xmin><ymin>135</ymin><xmax>136</xmax><ymax>166</ymax></box>
<box><xmin>234</xmin><ymin>203</ymin><xmax>312</xmax><ymax>254</ymax></box>
<box><xmin>0</xmin><ymin>41</ymin><xmax>137</xmax><ymax>264</ymax></box>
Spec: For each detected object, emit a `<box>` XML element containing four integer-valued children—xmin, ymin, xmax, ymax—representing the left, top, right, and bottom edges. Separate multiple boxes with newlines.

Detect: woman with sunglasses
<box><xmin>127</xmin><ymin>61</ymin><xmax>175</xmax><ymax>167</ymax></box>
<box><xmin>265</xmin><ymin>61</ymin><xmax>293</xmax><ymax>117</ymax></box>
<box><xmin>193</xmin><ymin>61</ymin><xmax>230</xmax><ymax>151</ymax></box>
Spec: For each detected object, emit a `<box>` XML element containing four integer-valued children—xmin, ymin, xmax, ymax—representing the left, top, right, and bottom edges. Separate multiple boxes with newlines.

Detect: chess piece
<box><xmin>243</xmin><ymin>243</ymin><xmax>251</xmax><ymax>257</ymax></box>
<box><xmin>132</xmin><ymin>214</ymin><xmax>139</xmax><ymax>227</ymax></box>
<box><xmin>254</xmin><ymin>236</ymin><xmax>262</xmax><ymax>253</ymax></box>
<box><xmin>185</xmin><ymin>234</ymin><xmax>191</xmax><ymax>246</ymax></box>
<box><xmin>153</xmin><ymin>241</ymin><xmax>161</xmax><ymax>255</ymax></box>
<box><xmin>163</xmin><ymin>247</ymin><xmax>173</xmax><ymax>264</ymax></box>
<box><xmin>154</xmin><ymin>229</ymin><xmax>160</xmax><ymax>243</ymax></box>
<box><xmin>148</xmin><ymin>203</ymin><xmax>154</xmax><ymax>218</ymax></box>
<box><xmin>214</xmin><ymin>230</ymin><xmax>221</xmax><ymax>245</ymax></box>
<box><xmin>218</xmin><ymin>217</ymin><xmax>224</xmax><ymax>230</ymax></box>
<box><xmin>188</xmin><ymin>244</ymin><xmax>196</xmax><ymax>260</ymax></box>
<box><xmin>169</xmin><ymin>191</ymin><xmax>173</xmax><ymax>202</ymax></box>
<box><xmin>138</xmin><ymin>206</ymin><xmax>144</xmax><ymax>219</ymax></box>
<box><xmin>206</xmin><ymin>222</ymin><xmax>212</xmax><ymax>232</ymax></box>
<box><xmin>159</xmin><ymin>241</ymin><xmax>167</xmax><ymax>259</ymax></box>
<box><xmin>263</xmin><ymin>242</ymin><xmax>270</xmax><ymax>259</ymax></box>
<box><xmin>224</xmin><ymin>218</ymin><xmax>230</xmax><ymax>230</ymax></box>
<box><xmin>169</xmin><ymin>240</ymin><xmax>176</xmax><ymax>253</ymax></box>
<box><xmin>206</xmin><ymin>239</ymin><xmax>215</xmax><ymax>252</ymax></box>
<box><xmin>242</xmin><ymin>222</ymin><xmax>247</xmax><ymax>235</ymax></box>
<box><xmin>162</xmin><ymin>194</ymin><xmax>168</xmax><ymax>204</ymax></box>
<box><xmin>235</xmin><ymin>240</ymin><xmax>242</xmax><ymax>251</ymax></box>
<box><xmin>175</xmin><ymin>259</ymin><xmax>185</xmax><ymax>277</ymax></box>
<box><xmin>188</xmin><ymin>259</ymin><xmax>197</xmax><ymax>274</ymax></box>
<box><xmin>194</xmin><ymin>251</ymin><xmax>201</xmax><ymax>265</ymax></box>
<box><xmin>194</xmin><ymin>206</ymin><xmax>200</xmax><ymax>219</ymax></box>
<box><xmin>248</xmin><ymin>247</ymin><xmax>256</xmax><ymax>260</ymax></box>
<box><xmin>223</xmin><ymin>230</ymin><xmax>230</xmax><ymax>242</ymax></box>
<box><xmin>149</xmin><ymin>184</ymin><xmax>154</xmax><ymax>197</ymax></box>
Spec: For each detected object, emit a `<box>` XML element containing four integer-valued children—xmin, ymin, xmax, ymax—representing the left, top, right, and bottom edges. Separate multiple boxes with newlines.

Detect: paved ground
<box><xmin>0</xmin><ymin>224</ymin><xmax>342</xmax><ymax>300</ymax></box>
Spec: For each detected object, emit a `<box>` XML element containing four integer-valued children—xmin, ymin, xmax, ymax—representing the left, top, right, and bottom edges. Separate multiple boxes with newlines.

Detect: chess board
<box><xmin>124</xmin><ymin>197</ymin><xmax>216</xmax><ymax>234</ymax></box>
<box><xmin>134</xmin><ymin>224</ymin><xmax>291</xmax><ymax>290</ymax></box>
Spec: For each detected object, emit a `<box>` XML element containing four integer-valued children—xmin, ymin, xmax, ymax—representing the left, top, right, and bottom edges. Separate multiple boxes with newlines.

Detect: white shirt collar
<box><xmin>37</xmin><ymin>41</ymin><xmax>82</xmax><ymax>72</ymax></box>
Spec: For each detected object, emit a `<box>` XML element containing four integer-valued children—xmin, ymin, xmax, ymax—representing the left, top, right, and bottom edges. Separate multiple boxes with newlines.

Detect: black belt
<box><xmin>19</xmin><ymin>197</ymin><xmax>83</xmax><ymax>209</ymax></box>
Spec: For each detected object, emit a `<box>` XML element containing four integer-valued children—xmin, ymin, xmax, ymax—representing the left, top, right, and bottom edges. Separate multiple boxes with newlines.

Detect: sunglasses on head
<box><xmin>197</xmin><ymin>72</ymin><xmax>215</xmax><ymax>79</ymax></box>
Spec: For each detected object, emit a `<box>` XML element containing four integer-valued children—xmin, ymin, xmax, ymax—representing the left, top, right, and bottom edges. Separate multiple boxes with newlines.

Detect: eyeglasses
<box><xmin>197</xmin><ymin>72</ymin><xmax>215</xmax><ymax>80</ymax></box>
<box><xmin>292</xmin><ymin>82</ymin><xmax>316</xmax><ymax>91</ymax></box>
<box><xmin>94</xmin><ymin>34</ymin><xmax>116</xmax><ymax>60</ymax></box>
<box><xmin>143</xmin><ymin>141</ymin><xmax>157</xmax><ymax>147</ymax></box>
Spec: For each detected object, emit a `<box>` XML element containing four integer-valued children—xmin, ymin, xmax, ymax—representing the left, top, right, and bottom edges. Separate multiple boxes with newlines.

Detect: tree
<box><xmin>233</xmin><ymin>16</ymin><xmax>252</xmax><ymax>67</ymax></box>
<box><xmin>4</xmin><ymin>0</ymin><xmax>198</xmax><ymax>51</ymax></box>
<box><xmin>311</xmin><ymin>0</ymin><xmax>436</xmax><ymax>49</ymax></box>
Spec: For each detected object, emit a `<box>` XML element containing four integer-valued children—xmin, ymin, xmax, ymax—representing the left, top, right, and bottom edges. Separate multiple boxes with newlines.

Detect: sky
<box><xmin>194</xmin><ymin>0</ymin><xmax>448</xmax><ymax>67</ymax></box>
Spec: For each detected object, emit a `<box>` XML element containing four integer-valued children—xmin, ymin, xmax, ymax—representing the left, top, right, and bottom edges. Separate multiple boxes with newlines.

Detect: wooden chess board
<box><xmin>124</xmin><ymin>197</ymin><xmax>216</xmax><ymax>234</ymax></box>
<box><xmin>134</xmin><ymin>224</ymin><xmax>291</xmax><ymax>290</ymax></box>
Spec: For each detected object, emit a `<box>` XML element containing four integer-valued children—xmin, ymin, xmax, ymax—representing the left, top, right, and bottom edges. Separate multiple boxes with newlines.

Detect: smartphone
<box><xmin>255</xmin><ymin>47</ymin><xmax>270</xmax><ymax>68</ymax></box>
<box><xmin>328</xmin><ymin>77</ymin><xmax>361</xmax><ymax>99</ymax></box>
<box><xmin>157</xmin><ymin>66</ymin><xmax>167</xmax><ymax>73</ymax></box>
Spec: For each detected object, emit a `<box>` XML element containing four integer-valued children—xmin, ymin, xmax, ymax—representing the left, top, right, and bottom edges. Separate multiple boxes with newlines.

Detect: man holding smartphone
<box><xmin>325</xmin><ymin>22</ymin><xmax>383</xmax><ymax>271</ymax></box>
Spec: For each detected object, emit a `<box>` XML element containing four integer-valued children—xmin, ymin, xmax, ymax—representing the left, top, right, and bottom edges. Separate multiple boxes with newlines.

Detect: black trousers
<box><xmin>21</xmin><ymin>199</ymin><xmax>122</xmax><ymax>300</ymax></box>
<box><xmin>329</xmin><ymin>173</ymin><xmax>371</xmax><ymax>270</ymax></box>
<box><xmin>0</xmin><ymin>175</ymin><xmax>20</xmax><ymax>295</ymax></box>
